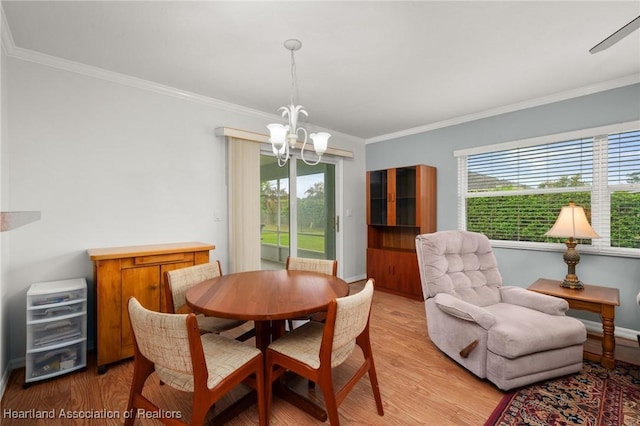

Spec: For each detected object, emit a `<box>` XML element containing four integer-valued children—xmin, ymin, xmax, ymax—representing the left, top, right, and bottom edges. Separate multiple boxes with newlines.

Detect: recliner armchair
<box><xmin>415</xmin><ymin>230</ymin><xmax>587</xmax><ymax>390</ymax></box>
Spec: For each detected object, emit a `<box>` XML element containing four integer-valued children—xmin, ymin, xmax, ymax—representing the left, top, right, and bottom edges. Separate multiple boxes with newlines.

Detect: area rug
<box><xmin>485</xmin><ymin>360</ymin><xmax>640</xmax><ymax>426</ymax></box>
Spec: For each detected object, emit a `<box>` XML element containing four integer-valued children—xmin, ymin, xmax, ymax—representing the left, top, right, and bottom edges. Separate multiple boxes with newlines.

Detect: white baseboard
<box><xmin>9</xmin><ymin>356</ymin><xmax>25</xmax><ymax>369</ymax></box>
<box><xmin>0</xmin><ymin>359</ymin><xmax>14</xmax><ymax>403</ymax></box>
<box><xmin>345</xmin><ymin>274</ymin><xmax>367</xmax><ymax>284</ymax></box>
<box><xmin>582</xmin><ymin>318</ymin><xmax>639</xmax><ymax>342</ymax></box>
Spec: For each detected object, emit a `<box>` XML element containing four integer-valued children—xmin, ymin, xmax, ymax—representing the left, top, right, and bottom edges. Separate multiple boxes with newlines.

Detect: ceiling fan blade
<box><xmin>590</xmin><ymin>15</ymin><xmax>640</xmax><ymax>53</ymax></box>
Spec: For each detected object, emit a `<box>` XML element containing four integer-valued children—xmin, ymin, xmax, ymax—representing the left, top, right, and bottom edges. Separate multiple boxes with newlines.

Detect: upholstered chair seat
<box><xmin>416</xmin><ymin>230</ymin><xmax>587</xmax><ymax>390</ymax></box>
<box><xmin>155</xmin><ymin>332</ymin><xmax>262</xmax><ymax>392</ymax></box>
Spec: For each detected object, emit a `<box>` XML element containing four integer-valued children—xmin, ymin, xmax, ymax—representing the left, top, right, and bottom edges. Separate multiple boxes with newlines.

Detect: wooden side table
<box><xmin>528</xmin><ymin>278</ymin><xmax>620</xmax><ymax>368</ymax></box>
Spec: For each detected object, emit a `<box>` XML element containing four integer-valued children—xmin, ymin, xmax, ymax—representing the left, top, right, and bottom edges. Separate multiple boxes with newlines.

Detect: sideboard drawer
<box><xmin>120</xmin><ymin>252</ymin><xmax>195</xmax><ymax>268</ymax></box>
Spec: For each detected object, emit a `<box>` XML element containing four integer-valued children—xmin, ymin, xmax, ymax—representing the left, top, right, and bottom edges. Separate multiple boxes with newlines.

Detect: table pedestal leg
<box><xmin>274</xmin><ymin>379</ymin><xmax>327</xmax><ymax>422</ymax></box>
<box><xmin>212</xmin><ymin>392</ymin><xmax>257</xmax><ymax>424</ymax></box>
<box><xmin>601</xmin><ymin>306</ymin><xmax>615</xmax><ymax>369</ymax></box>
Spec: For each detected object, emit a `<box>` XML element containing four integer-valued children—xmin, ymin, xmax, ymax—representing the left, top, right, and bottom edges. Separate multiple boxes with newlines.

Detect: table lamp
<box><xmin>544</xmin><ymin>202</ymin><xmax>600</xmax><ymax>289</ymax></box>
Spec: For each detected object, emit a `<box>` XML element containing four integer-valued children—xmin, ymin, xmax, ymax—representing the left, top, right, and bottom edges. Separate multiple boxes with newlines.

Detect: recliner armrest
<box><xmin>499</xmin><ymin>286</ymin><xmax>569</xmax><ymax>316</ymax></box>
<box><xmin>433</xmin><ymin>293</ymin><xmax>496</xmax><ymax>329</ymax></box>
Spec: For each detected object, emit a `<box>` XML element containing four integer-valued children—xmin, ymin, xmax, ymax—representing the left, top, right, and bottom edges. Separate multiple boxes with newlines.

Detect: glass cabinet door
<box><xmin>369</xmin><ymin>170</ymin><xmax>388</xmax><ymax>225</ymax></box>
<box><xmin>395</xmin><ymin>166</ymin><xmax>417</xmax><ymax>226</ymax></box>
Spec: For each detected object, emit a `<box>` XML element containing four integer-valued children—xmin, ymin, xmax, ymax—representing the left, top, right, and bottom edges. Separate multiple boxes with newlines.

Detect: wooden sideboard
<box><xmin>87</xmin><ymin>242</ymin><xmax>214</xmax><ymax>373</ymax></box>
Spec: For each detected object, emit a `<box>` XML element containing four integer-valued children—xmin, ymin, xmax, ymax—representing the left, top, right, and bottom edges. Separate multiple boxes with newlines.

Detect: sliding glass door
<box><xmin>260</xmin><ymin>154</ymin><xmax>336</xmax><ymax>269</ymax></box>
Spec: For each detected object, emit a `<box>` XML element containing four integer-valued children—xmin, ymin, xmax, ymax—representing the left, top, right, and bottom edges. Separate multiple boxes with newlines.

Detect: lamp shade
<box><xmin>310</xmin><ymin>132</ymin><xmax>330</xmax><ymax>155</ymax></box>
<box><xmin>545</xmin><ymin>202</ymin><xmax>600</xmax><ymax>239</ymax></box>
<box><xmin>267</xmin><ymin>123</ymin><xmax>288</xmax><ymax>149</ymax></box>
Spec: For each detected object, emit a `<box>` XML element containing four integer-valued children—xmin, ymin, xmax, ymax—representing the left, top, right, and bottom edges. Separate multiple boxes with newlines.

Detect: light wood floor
<box><xmin>2</xmin><ymin>284</ymin><xmax>638</xmax><ymax>425</ymax></box>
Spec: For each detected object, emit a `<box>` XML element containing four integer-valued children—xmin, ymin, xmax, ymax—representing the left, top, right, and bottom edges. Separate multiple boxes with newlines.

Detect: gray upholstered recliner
<box><xmin>415</xmin><ymin>230</ymin><xmax>587</xmax><ymax>390</ymax></box>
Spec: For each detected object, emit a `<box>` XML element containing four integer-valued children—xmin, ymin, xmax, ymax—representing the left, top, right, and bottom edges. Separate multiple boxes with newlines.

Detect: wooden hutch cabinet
<box><xmin>366</xmin><ymin>165</ymin><xmax>436</xmax><ymax>300</ymax></box>
<box><xmin>87</xmin><ymin>242</ymin><xmax>214</xmax><ymax>373</ymax></box>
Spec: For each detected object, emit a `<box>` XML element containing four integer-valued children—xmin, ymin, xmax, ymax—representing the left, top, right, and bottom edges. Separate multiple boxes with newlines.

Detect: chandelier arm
<box><xmin>299</xmin><ymin>127</ymin><xmax>322</xmax><ymax>166</ymax></box>
<box><xmin>277</xmin><ymin>143</ymin><xmax>289</xmax><ymax>167</ymax></box>
<box><xmin>297</xmin><ymin>126</ymin><xmax>308</xmax><ymax>150</ymax></box>
<box><xmin>300</xmin><ymin>154</ymin><xmax>322</xmax><ymax>166</ymax></box>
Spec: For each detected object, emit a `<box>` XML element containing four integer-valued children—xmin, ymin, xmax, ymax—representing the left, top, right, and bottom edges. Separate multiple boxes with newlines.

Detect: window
<box><xmin>455</xmin><ymin>121</ymin><xmax>640</xmax><ymax>256</ymax></box>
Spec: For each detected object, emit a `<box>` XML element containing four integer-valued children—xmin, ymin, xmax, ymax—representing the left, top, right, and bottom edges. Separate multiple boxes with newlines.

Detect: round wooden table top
<box><xmin>185</xmin><ymin>269</ymin><xmax>349</xmax><ymax>321</ymax></box>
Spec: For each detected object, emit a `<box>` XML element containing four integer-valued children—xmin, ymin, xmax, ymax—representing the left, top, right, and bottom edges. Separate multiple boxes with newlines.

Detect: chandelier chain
<box><xmin>289</xmin><ymin>49</ymin><xmax>297</xmax><ymax>107</ymax></box>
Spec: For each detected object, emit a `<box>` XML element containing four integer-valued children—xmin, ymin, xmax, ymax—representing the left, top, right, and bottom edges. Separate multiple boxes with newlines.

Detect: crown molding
<box><xmin>0</xmin><ymin>12</ymin><xmax>359</xmax><ymax>144</ymax></box>
<box><xmin>0</xmin><ymin>6</ymin><xmax>281</xmax><ymax>124</ymax></box>
<box><xmin>3</xmin><ymin>5</ymin><xmax>636</xmax><ymax>145</ymax></box>
<box><xmin>0</xmin><ymin>15</ymin><xmax>356</xmax><ymax>142</ymax></box>
<box><xmin>8</xmin><ymin>45</ymin><xmax>281</xmax><ymax>122</ymax></box>
<box><xmin>1</xmin><ymin>5</ymin><xmax>15</xmax><ymax>56</ymax></box>
<box><xmin>366</xmin><ymin>73</ymin><xmax>640</xmax><ymax>144</ymax></box>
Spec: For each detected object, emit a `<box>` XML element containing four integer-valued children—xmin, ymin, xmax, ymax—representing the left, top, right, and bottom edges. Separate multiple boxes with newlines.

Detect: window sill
<box><xmin>489</xmin><ymin>240</ymin><xmax>640</xmax><ymax>259</ymax></box>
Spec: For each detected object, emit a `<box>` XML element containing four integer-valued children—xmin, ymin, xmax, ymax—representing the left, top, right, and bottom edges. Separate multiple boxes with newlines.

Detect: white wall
<box><xmin>2</xmin><ymin>55</ymin><xmax>366</xmax><ymax>364</ymax></box>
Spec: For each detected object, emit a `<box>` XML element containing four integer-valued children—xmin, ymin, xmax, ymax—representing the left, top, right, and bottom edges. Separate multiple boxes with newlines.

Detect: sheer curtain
<box><xmin>228</xmin><ymin>137</ymin><xmax>261</xmax><ymax>272</ymax></box>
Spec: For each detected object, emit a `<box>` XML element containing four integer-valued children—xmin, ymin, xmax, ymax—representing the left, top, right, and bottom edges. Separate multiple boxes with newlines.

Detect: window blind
<box><xmin>458</xmin><ymin>122</ymin><xmax>640</xmax><ymax>253</ymax></box>
<box><xmin>608</xmin><ymin>130</ymin><xmax>640</xmax><ymax>249</ymax></box>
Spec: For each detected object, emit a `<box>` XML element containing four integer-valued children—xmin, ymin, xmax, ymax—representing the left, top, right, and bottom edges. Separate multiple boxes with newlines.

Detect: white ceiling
<box><xmin>2</xmin><ymin>1</ymin><xmax>640</xmax><ymax>141</ymax></box>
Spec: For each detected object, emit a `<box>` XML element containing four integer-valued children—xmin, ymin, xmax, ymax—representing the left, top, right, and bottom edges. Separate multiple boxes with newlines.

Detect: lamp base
<box><xmin>559</xmin><ymin>238</ymin><xmax>584</xmax><ymax>289</ymax></box>
<box><xmin>560</xmin><ymin>278</ymin><xmax>584</xmax><ymax>290</ymax></box>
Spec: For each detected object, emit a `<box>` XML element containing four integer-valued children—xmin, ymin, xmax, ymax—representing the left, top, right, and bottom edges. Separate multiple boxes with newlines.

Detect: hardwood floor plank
<box><xmin>2</xmin><ymin>286</ymin><xmax>637</xmax><ymax>425</ymax></box>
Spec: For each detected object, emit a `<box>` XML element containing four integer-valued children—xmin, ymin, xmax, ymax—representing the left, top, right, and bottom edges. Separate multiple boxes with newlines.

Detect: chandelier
<box><xmin>267</xmin><ymin>39</ymin><xmax>330</xmax><ymax>167</ymax></box>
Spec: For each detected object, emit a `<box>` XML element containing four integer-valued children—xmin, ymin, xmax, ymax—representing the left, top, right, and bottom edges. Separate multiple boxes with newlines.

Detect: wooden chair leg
<box><xmin>358</xmin><ymin>334</ymin><xmax>384</xmax><ymax>415</ymax></box>
<box><xmin>125</xmin><ymin>356</ymin><xmax>155</xmax><ymax>426</ymax></box>
<box><xmin>265</xmin><ymin>352</ymin><xmax>275</xmax><ymax>424</ymax></box>
<box><xmin>366</xmin><ymin>355</ymin><xmax>383</xmax><ymax>415</ymax></box>
<box><xmin>191</xmin><ymin>401</ymin><xmax>212</xmax><ymax>426</ymax></box>
<box><xmin>318</xmin><ymin>370</ymin><xmax>340</xmax><ymax>426</ymax></box>
<box><xmin>254</xmin><ymin>359</ymin><xmax>267</xmax><ymax>426</ymax></box>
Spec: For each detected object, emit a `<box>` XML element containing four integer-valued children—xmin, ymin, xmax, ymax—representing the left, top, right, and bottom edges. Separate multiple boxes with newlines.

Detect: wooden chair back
<box><xmin>285</xmin><ymin>256</ymin><xmax>337</xmax><ymax>276</ymax></box>
<box><xmin>164</xmin><ymin>261</ymin><xmax>222</xmax><ymax>313</ymax></box>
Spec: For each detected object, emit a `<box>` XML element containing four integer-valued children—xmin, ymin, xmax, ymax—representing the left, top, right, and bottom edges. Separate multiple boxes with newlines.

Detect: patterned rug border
<box><xmin>485</xmin><ymin>391</ymin><xmax>518</xmax><ymax>425</ymax></box>
<box><xmin>485</xmin><ymin>360</ymin><xmax>640</xmax><ymax>426</ymax></box>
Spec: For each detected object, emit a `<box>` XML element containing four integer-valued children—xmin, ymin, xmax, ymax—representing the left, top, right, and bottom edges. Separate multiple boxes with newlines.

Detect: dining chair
<box><xmin>285</xmin><ymin>256</ymin><xmax>338</xmax><ymax>329</ymax></box>
<box><xmin>125</xmin><ymin>297</ymin><xmax>266</xmax><ymax>426</ymax></box>
<box><xmin>264</xmin><ymin>279</ymin><xmax>383</xmax><ymax>425</ymax></box>
<box><xmin>285</xmin><ymin>256</ymin><xmax>338</xmax><ymax>276</ymax></box>
<box><xmin>165</xmin><ymin>261</ymin><xmax>253</xmax><ymax>340</ymax></box>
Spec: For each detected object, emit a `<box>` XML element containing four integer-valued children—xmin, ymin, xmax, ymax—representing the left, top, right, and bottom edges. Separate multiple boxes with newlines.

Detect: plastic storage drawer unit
<box><xmin>25</xmin><ymin>278</ymin><xmax>87</xmax><ymax>385</ymax></box>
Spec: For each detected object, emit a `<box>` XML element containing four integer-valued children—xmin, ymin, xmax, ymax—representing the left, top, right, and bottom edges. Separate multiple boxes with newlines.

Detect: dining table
<box><xmin>185</xmin><ymin>268</ymin><xmax>350</xmax><ymax>422</ymax></box>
